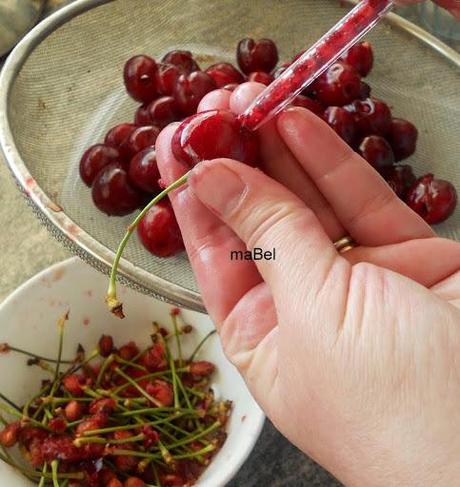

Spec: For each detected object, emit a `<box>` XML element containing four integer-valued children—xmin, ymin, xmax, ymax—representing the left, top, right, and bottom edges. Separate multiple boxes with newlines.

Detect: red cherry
<box><xmin>205</xmin><ymin>62</ymin><xmax>245</xmax><ymax>88</ymax></box>
<box><xmin>123</xmin><ymin>55</ymin><xmax>158</xmax><ymax>103</ymax></box>
<box><xmin>312</xmin><ymin>62</ymin><xmax>361</xmax><ymax>106</ymax></box>
<box><xmin>358</xmin><ymin>135</ymin><xmax>395</xmax><ymax>172</ymax></box>
<box><xmin>323</xmin><ymin>107</ymin><xmax>357</xmax><ymax>146</ymax></box>
<box><xmin>358</xmin><ymin>81</ymin><xmax>371</xmax><ymax>100</ymax></box>
<box><xmin>138</xmin><ymin>200</ymin><xmax>184</xmax><ymax>257</ymax></box>
<box><xmin>381</xmin><ymin>164</ymin><xmax>416</xmax><ymax>199</ymax></box>
<box><xmin>341</xmin><ymin>41</ymin><xmax>374</xmax><ymax>77</ymax></box>
<box><xmin>79</xmin><ymin>144</ymin><xmax>121</xmax><ymax>187</ymax></box>
<box><xmin>120</xmin><ymin>125</ymin><xmax>160</xmax><ymax>160</ymax></box>
<box><xmin>147</xmin><ymin>96</ymin><xmax>180</xmax><ymax>128</ymax></box>
<box><xmin>237</xmin><ymin>38</ymin><xmax>279</xmax><ymax>74</ymax></box>
<box><xmin>155</xmin><ymin>63</ymin><xmax>182</xmax><ymax>96</ymax></box>
<box><xmin>173</xmin><ymin>72</ymin><xmax>217</xmax><ymax>115</ymax></box>
<box><xmin>346</xmin><ymin>97</ymin><xmax>392</xmax><ymax>137</ymax></box>
<box><xmin>128</xmin><ymin>148</ymin><xmax>160</xmax><ymax>193</ymax></box>
<box><xmin>92</xmin><ymin>163</ymin><xmax>144</xmax><ymax>216</ymax></box>
<box><xmin>134</xmin><ymin>104</ymin><xmax>152</xmax><ymax>126</ymax></box>
<box><xmin>161</xmin><ymin>50</ymin><xmax>200</xmax><ymax>73</ymax></box>
<box><xmin>405</xmin><ymin>173</ymin><xmax>457</xmax><ymax>224</ymax></box>
<box><xmin>387</xmin><ymin>118</ymin><xmax>418</xmax><ymax>162</ymax></box>
<box><xmin>248</xmin><ymin>71</ymin><xmax>274</xmax><ymax>86</ymax></box>
<box><xmin>171</xmin><ymin>110</ymin><xmax>259</xmax><ymax>168</ymax></box>
<box><xmin>105</xmin><ymin>124</ymin><xmax>138</xmax><ymax>148</ymax></box>
<box><xmin>293</xmin><ymin>95</ymin><xmax>324</xmax><ymax>116</ymax></box>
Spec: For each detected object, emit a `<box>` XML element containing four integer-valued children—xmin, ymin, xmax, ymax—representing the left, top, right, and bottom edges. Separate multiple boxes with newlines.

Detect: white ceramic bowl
<box><xmin>0</xmin><ymin>257</ymin><xmax>264</xmax><ymax>486</ymax></box>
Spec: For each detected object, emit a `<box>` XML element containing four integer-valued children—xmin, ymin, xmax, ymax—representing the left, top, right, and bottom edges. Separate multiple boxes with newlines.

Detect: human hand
<box><xmin>156</xmin><ymin>83</ymin><xmax>460</xmax><ymax>486</ymax></box>
<box><xmin>397</xmin><ymin>0</ymin><xmax>460</xmax><ymax>19</ymax></box>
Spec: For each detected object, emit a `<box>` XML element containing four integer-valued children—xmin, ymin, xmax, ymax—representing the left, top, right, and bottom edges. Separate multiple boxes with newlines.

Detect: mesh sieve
<box><xmin>1</xmin><ymin>0</ymin><xmax>459</xmax><ymax>312</ymax></box>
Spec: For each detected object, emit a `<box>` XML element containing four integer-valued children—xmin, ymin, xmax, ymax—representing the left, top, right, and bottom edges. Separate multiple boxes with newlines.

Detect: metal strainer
<box><xmin>0</xmin><ymin>0</ymin><xmax>459</xmax><ymax>312</ymax></box>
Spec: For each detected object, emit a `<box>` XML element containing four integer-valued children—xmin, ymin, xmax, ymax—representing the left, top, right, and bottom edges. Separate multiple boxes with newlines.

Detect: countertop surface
<box><xmin>0</xmin><ymin>2</ymin><xmax>458</xmax><ymax>486</ymax></box>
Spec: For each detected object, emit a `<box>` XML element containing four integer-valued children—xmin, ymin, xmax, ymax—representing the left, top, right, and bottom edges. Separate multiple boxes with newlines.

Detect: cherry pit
<box><xmin>80</xmin><ymin>39</ymin><xmax>457</xmax><ymax>260</ymax></box>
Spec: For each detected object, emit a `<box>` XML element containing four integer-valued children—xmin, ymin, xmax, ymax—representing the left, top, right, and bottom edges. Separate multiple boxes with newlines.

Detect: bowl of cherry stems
<box><xmin>2</xmin><ymin>0</ymin><xmax>459</xmax><ymax>310</ymax></box>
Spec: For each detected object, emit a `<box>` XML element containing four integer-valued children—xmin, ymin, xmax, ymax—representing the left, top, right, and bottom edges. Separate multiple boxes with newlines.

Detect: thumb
<box><xmin>188</xmin><ymin>159</ymin><xmax>343</xmax><ymax>309</ymax></box>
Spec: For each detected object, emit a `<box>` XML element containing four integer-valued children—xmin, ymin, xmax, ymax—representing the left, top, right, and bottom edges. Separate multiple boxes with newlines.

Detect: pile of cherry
<box><xmin>79</xmin><ymin>38</ymin><xmax>457</xmax><ymax>258</ymax></box>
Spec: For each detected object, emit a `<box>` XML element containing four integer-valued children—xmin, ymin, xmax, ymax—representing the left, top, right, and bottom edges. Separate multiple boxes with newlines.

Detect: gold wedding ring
<box><xmin>333</xmin><ymin>235</ymin><xmax>356</xmax><ymax>253</ymax></box>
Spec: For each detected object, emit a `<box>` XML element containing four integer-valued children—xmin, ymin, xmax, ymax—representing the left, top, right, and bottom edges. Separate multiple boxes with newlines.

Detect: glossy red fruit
<box><xmin>293</xmin><ymin>95</ymin><xmax>324</xmax><ymax>116</ymax></box>
<box><xmin>161</xmin><ymin>50</ymin><xmax>200</xmax><ymax>73</ymax></box>
<box><xmin>248</xmin><ymin>71</ymin><xmax>274</xmax><ymax>85</ymax></box>
<box><xmin>105</xmin><ymin>124</ymin><xmax>138</xmax><ymax>148</ymax></box>
<box><xmin>120</xmin><ymin>125</ymin><xmax>160</xmax><ymax>160</ymax></box>
<box><xmin>76</xmin><ymin>413</ymin><xmax>109</xmax><ymax>435</ymax></box>
<box><xmin>173</xmin><ymin>71</ymin><xmax>217</xmax><ymax>115</ymax></box>
<box><xmin>62</xmin><ymin>374</ymin><xmax>85</xmax><ymax>396</ymax></box>
<box><xmin>406</xmin><ymin>173</ymin><xmax>457</xmax><ymax>224</ymax></box>
<box><xmin>137</xmin><ymin>200</ymin><xmax>184</xmax><ymax>257</ymax></box>
<box><xmin>0</xmin><ymin>422</ymin><xmax>21</xmax><ymax>447</ymax></box>
<box><xmin>134</xmin><ymin>104</ymin><xmax>152</xmax><ymax>126</ymax></box>
<box><xmin>128</xmin><ymin>147</ymin><xmax>160</xmax><ymax>193</ymax></box>
<box><xmin>172</xmin><ymin>110</ymin><xmax>259</xmax><ymax>168</ymax></box>
<box><xmin>312</xmin><ymin>62</ymin><xmax>361</xmax><ymax>106</ymax></box>
<box><xmin>206</xmin><ymin>62</ymin><xmax>245</xmax><ymax>87</ymax></box>
<box><xmin>123</xmin><ymin>55</ymin><xmax>158</xmax><ymax>103</ymax></box>
<box><xmin>237</xmin><ymin>38</ymin><xmax>278</xmax><ymax>74</ymax></box>
<box><xmin>347</xmin><ymin>97</ymin><xmax>392</xmax><ymax>137</ymax></box>
<box><xmin>147</xmin><ymin>96</ymin><xmax>180</xmax><ymax>128</ymax></box>
<box><xmin>323</xmin><ymin>106</ymin><xmax>357</xmax><ymax>146</ymax></box>
<box><xmin>341</xmin><ymin>41</ymin><xmax>374</xmax><ymax>77</ymax></box>
<box><xmin>387</xmin><ymin>118</ymin><xmax>418</xmax><ymax>162</ymax></box>
<box><xmin>79</xmin><ymin>144</ymin><xmax>121</xmax><ymax>187</ymax></box>
<box><xmin>155</xmin><ymin>63</ymin><xmax>182</xmax><ymax>96</ymax></box>
<box><xmin>64</xmin><ymin>400</ymin><xmax>84</xmax><ymax>422</ymax></box>
<box><xmin>358</xmin><ymin>135</ymin><xmax>395</xmax><ymax>171</ymax></box>
<box><xmin>382</xmin><ymin>164</ymin><xmax>416</xmax><ymax>198</ymax></box>
<box><xmin>92</xmin><ymin>163</ymin><xmax>144</xmax><ymax>216</ymax></box>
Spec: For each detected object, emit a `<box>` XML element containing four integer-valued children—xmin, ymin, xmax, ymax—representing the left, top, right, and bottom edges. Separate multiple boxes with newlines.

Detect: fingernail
<box><xmin>189</xmin><ymin>161</ymin><xmax>246</xmax><ymax>216</ymax></box>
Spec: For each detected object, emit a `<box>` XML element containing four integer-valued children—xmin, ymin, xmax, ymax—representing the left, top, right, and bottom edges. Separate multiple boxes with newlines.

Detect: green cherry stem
<box><xmin>114</xmin><ymin>367</ymin><xmax>163</xmax><ymax>408</ymax></box>
<box><xmin>38</xmin><ymin>463</ymin><xmax>47</xmax><ymax>487</ymax></box>
<box><xmin>189</xmin><ymin>330</ymin><xmax>217</xmax><ymax>362</ymax></box>
<box><xmin>106</xmin><ymin>171</ymin><xmax>190</xmax><ymax>318</ymax></box>
<box><xmin>51</xmin><ymin>460</ymin><xmax>60</xmax><ymax>487</ymax></box>
<box><xmin>0</xmin><ymin>345</ymin><xmax>73</xmax><ymax>364</ymax></box>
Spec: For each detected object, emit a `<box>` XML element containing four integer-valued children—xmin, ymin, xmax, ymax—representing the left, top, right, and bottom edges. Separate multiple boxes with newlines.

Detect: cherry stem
<box><xmin>106</xmin><ymin>171</ymin><xmax>190</xmax><ymax>318</ymax></box>
<box><xmin>114</xmin><ymin>367</ymin><xmax>163</xmax><ymax>408</ymax></box>
<box><xmin>189</xmin><ymin>330</ymin><xmax>217</xmax><ymax>362</ymax></box>
<box><xmin>0</xmin><ymin>392</ymin><xmax>21</xmax><ymax>412</ymax></box>
<box><xmin>0</xmin><ymin>345</ymin><xmax>73</xmax><ymax>364</ymax></box>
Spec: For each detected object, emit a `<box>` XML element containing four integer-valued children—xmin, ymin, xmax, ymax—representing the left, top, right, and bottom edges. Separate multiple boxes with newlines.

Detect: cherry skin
<box><xmin>205</xmin><ymin>63</ymin><xmax>245</xmax><ymax>88</ymax></box>
<box><xmin>155</xmin><ymin>63</ymin><xmax>182</xmax><ymax>96</ymax></box>
<box><xmin>147</xmin><ymin>96</ymin><xmax>180</xmax><ymax>128</ymax></box>
<box><xmin>91</xmin><ymin>162</ymin><xmax>144</xmax><ymax>216</ymax></box>
<box><xmin>387</xmin><ymin>118</ymin><xmax>418</xmax><ymax>162</ymax></box>
<box><xmin>104</xmin><ymin>124</ymin><xmax>138</xmax><ymax>148</ymax></box>
<box><xmin>312</xmin><ymin>61</ymin><xmax>362</xmax><ymax>106</ymax></box>
<box><xmin>134</xmin><ymin>104</ymin><xmax>152</xmax><ymax>126</ymax></box>
<box><xmin>137</xmin><ymin>200</ymin><xmax>184</xmax><ymax>257</ymax></box>
<box><xmin>323</xmin><ymin>107</ymin><xmax>357</xmax><ymax>146</ymax></box>
<box><xmin>358</xmin><ymin>81</ymin><xmax>371</xmax><ymax>100</ymax></box>
<box><xmin>123</xmin><ymin>55</ymin><xmax>158</xmax><ymax>103</ymax></box>
<box><xmin>161</xmin><ymin>50</ymin><xmax>200</xmax><ymax>73</ymax></box>
<box><xmin>237</xmin><ymin>38</ymin><xmax>279</xmax><ymax>74</ymax></box>
<box><xmin>405</xmin><ymin>173</ymin><xmax>457</xmax><ymax>224</ymax></box>
<box><xmin>341</xmin><ymin>41</ymin><xmax>374</xmax><ymax>77</ymax></box>
<box><xmin>128</xmin><ymin>147</ymin><xmax>160</xmax><ymax>194</ymax></box>
<box><xmin>358</xmin><ymin>135</ymin><xmax>395</xmax><ymax>172</ymax></box>
<box><xmin>248</xmin><ymin>71</ymin><xmax>274</xmax><ymax>86</ymax></box>
<box><xmin>346</xmin><ymin>97</ymin><xmax>392</xmax><ymax>137</ymax></box>
<box><xmin>381</xmin><ymin>164</ymin><xmax>416</xmax><ymax>199</ymax></box>
<box><xmin>171</xmin><ymin>110</ymin><xmax>259</xmax><ymax>168</ymax></box>
<box><xmin>120</xmin><ymin>125</ymin><xmax>160</xmax><ymax>160</ymax></box>
<box><xmin>222</xmin><ymin>83</ymin><xmax>239</xmax><ymax>92</ymax></box>
<box><xmin>173</xmin><ymin>72</ymin><xmax>217</xmax><ymax>115</ymax></box>
<box><xmin>79</xmin><ymin>144</ymin><xmax>121</xmax><ymax>187</ymax></box>
<box><xmin>293</xmin><ymin>95</ymin><xmax>324</xmax><ymax>116</ymax></box>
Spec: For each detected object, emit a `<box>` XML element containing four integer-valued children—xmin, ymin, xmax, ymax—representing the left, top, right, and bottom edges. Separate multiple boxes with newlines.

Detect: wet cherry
<box><xmin>405</xmin><ymin>173</ymin><xmax>457</xmax><ymax>224</ymax></box>
<box><xmin>171</xmin><ymin>110</ymin><xmax>259</xmax><ymax>168</ymax></box>
<box><xmin>161</xmin><ymin>50</ymin><xmax>200</xmax><ymax>73</ymax></box>
<box><xmin>173</xmin><ymin>72</ymin><xmax>217</xmax><ymax>115</ymax></box>
<box><xmin>341</xmin><ymin>41</ymin><xmax>374</xmax><ymax>77</ymax></box>
<box><xmin>358</xmin><ymin>81</ymin><xmax>371</xmax><ymax>100</ymax></box>
<box><xmin>323</xmin><ymin>106</ymin><xmax>357</xmax><ymax>146</ymax></box>
<box><xmin>205</xmin><ymin>63</ymin><xmax>245</xmax><ymax>88</ymax></box>
<box><xmin>120</xmin><ymin>125</ymin><xmax>160</xmax><ymax>160</ymax></box>
<box><xmin>155</xmin><ymin>63</ymin><xmax>182</xmax><ymax>96</ymax></box>
<box><xmin>137</xmin><ymin>200</ymin><xmax>184</xmax><ymax>257</ymax></box>
<box><xmin>237</xmin><ymin>38</ymin><xmax>278</xmax><ymax>74</ymax></box>
<box><xmin>91</xmin><ymin>163</ymin><xmax>144</xmax><ymax>216</ymax></box>
<box><xmin>134</xmin><ymin>104</ymin><xmax>152</xmax><ymax>126</ymax></box>
<box><xmin>381</xmin><ymin>164</ymin><xmax>416</xmax><ymax>198</ymax></box>
<box><xmin>248</xmin><ymin>71</ymin><xmax>274</xmax><ymax>85</ymax></box>
<box><xmin>79</xmin><ymin>144</ymin><xmax>122</xmax><ymax>187</ymax></box>
<box><xmin>128</xmin><ymin>147</ymin><xmax>160</xmax><ymax>193</ymax></box>
<box><xmin>147</xmin><ymin>96</ymin><xmax>180</xmax><ymax>128</ymax></box>
<box><xmin>293</xmin><ymin>95</ymin><xmax>324</xmax><ymax>116</ymax></box>
<box><xmin>123</xmin><ymin>55</ymin><xmax>158</xmax><ymax>103</ymax></box>
<box><xmin>347</xmin><ymin>97</ymin><xmax>392</xmax><ymax>137</ymax></box>
<box><xmin>387</xmin><ymin>118</ymin><xmax>418</xmax><ymax>162</ymax></box>
<box><xmin>105</xmin><ymin>124</ymin><xmax>138</xmax><ymax>148</ymax></box>
<box><xmin>358</xmin><ymin>135</ymin><xmax>395</xmax><ymax>172</ymax></box>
